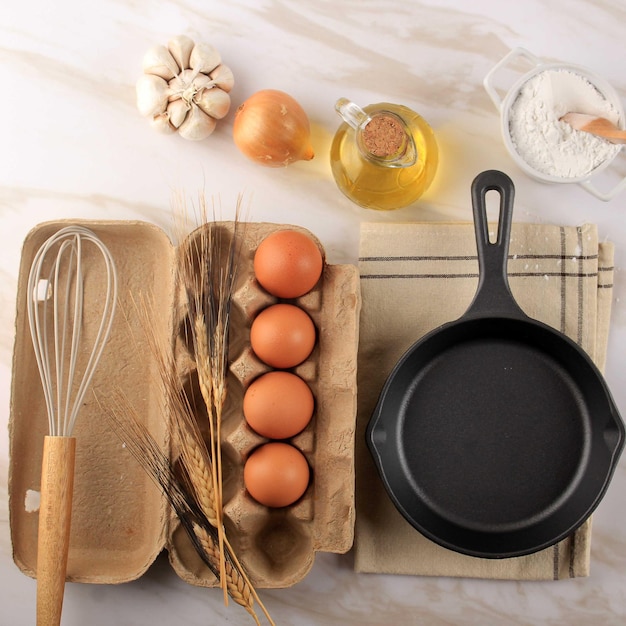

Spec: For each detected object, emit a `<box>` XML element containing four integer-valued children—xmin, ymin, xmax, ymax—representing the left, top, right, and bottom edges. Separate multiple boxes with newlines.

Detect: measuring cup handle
<box><xmin>580</xmin><ymin>174</ymin><xmax>626</xmax><ymax>202</ymax></box>
<box><xmin>483</xmin><ymin>47</ymin><xmax>542</xmax><ymax>111</ymax></box>
<box><xmin>467</xmin><ymin>170</ymin><xmax>526</xmax><ymax>319</ymax></box>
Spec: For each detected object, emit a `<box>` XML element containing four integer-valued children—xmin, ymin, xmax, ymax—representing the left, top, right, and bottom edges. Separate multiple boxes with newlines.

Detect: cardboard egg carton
<box><xmin>9</xmin><ymin>219</ymin><xmax>360</xmax><ymax>588</ymax></box>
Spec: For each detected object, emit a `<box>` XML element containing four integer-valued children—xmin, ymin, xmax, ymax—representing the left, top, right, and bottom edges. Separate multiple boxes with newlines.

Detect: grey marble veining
<box><xmin>1</xmin><ymin>1</ymin><xmax>626</xmax><ymax>624</ymax></box>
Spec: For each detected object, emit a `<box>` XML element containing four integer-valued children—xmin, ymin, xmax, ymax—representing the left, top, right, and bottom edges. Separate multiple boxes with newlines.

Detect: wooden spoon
<box><xmin>560</xmin><ymin>113</ymin><xmax>626</xmax><ymax>144</ymax></box>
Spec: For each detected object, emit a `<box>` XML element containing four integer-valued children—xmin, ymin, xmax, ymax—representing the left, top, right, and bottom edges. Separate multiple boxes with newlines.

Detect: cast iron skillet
<box><xmin>366</xmin><ymin>169</ymin><xmax>625</xmax><ymax>559</ymax></box>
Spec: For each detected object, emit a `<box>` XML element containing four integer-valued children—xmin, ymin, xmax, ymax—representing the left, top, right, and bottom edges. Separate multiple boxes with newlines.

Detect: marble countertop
<box><xmin>2</xmin><ymin>1</ymin><xmax>626</xmax><ymax>624</ymax></box>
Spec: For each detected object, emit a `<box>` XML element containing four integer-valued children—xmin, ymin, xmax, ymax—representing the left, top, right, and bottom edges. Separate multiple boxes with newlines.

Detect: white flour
<box><xmin>508</xmin><ymin>69</ymin><xmax>622</xmax><ymax>179</ymax></box>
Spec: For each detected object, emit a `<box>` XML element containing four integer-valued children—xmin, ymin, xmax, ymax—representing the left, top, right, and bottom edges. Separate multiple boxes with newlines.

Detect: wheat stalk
<box><xmin>101</xmin><ymin>392</ymin><xmax>273</xmax><ymax>626</ymax></box>
<box><xmin>131</xmin><ymin>291</ymin><xmax>225</xmax><ymax>595</ymax></box>
<box><xmin>192</xmin><ymin>312</ymin><xmax>226</xmax><ymax>593</ymax></box>
<box><xmin>173</xmin><ymin>194</ymin><xmax>246</xmax><ymax>603</ymax></box>
<box><xmin>151</xmin><ymin>194</ymin><xmax>261</xmax><ymax>608</ymax></box>
<box><xmin>105</xmin><ymin>197</ymin><xmax>274</xmax><ymax>625</ymax></box>
<box><xmin>180</xmin><ymin>428</ymin><xmax>217</xmax><ymax>524</ymax></box>
<box><xmin>174</xmin><ymin>401</ymin><xmax>275</xmax><ymax>626</ymax></box>
<box><xmin>192</xmin><ymin>523</ymin><xmax>259</xmax><ymax>624</ymax></box>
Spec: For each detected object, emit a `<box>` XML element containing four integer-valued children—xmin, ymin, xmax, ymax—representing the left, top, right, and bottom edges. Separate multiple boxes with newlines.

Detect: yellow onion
<box><xmin>233</xmin><ymin>89</ymin><xmax>314</xmax><ymax>167</ymax></box>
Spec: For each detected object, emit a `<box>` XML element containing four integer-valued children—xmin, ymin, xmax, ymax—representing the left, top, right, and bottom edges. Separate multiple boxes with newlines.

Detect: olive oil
<box><xmin>330</xmin><ymin>100</ymin><xmax>439</xmax><ymax>211</ymax></box>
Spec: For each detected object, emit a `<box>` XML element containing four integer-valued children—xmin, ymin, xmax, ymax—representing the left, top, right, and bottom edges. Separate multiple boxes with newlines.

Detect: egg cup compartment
<box><xmin>9</xmin><ymin>219</ymin><xmax>360</xmax><ymax>590</ymax></box>
<box><xmin>236</xmin><ymin>509</ymin><xmax>315</xmax><ymax>585</ymax></box>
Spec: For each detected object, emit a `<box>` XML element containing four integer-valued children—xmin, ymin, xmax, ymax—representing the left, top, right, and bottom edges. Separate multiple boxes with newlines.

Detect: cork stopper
<box><xmin>361</xmin><ymin>114</ymin><xmax>406</xmax><ymax>158</ymax></box>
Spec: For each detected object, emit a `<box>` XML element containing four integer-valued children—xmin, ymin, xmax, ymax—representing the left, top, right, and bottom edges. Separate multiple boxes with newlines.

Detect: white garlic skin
<box><xmin>178</xmin><ymin>105</ymin><xmax>217</xmax><ymax>140</ymax></box>
<box><xmin>151</xmin><ymin>112</ymin><xmax>176</xmax><ymax>134</ymax></box>
<box><xmin>136</xmin><ymin>74</ymin><xmax>169</xmax><ymax>117</ymax></box>
<box><xmin>167</xmin><ymin>99</ymin><xmax>189</xmax><ymax>129</ymax></box>
<box><xmin>168</xmin><ymin>69</ymin><xmax>213</xmax><ymax>103</ymax></box>
<box><xmin>209</xmin><ymin>65</ymin><xmax>234</xmax><ymax>93</ymax></box>
<box><xmin>167</xmin><ymin>35</ymin><xmax>194</xmax><ymax>72</ymax></box>
<box><xmin>189</xmin><ymin>42</ymin><xmax>221</xmax><ymax>74</ymax></box>
<box><xmin>136</xmin><ymin>35</ymin><xmax>234</xmax><ymax>140</ymax></box>
<box><xmin>196</xmin><ymin>88</ymin><xmax>231</xmax><ymax>120</ymax></box>
<box><xmin>142</xmin><ymin>45</ymin><xmax>179</xmax><ymax>81</ymax></box>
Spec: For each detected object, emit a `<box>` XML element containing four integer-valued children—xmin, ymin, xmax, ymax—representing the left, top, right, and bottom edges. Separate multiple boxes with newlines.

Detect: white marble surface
<box><xmin>2</xmin><ymin>1</ymin><xmax>626</xmax><ymax>624</ymax></box>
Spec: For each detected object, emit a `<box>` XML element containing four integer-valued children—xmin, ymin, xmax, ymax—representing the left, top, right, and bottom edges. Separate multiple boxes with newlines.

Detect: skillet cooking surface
<box><xmin>367</xmin><ymin>170</ymin><xmax>624</xmax><ymax>558</ymax></box>
<box><xmin>391</xmin><ymin>319</ymin><xmax>588</xmax><ymax>532</ymax></box>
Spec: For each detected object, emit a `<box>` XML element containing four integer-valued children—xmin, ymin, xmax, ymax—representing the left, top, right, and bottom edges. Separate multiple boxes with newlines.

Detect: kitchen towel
<box><xmin>354</xmin><ymin>221</ymin><xmax>614</xmax><ymax>580</ymax></box>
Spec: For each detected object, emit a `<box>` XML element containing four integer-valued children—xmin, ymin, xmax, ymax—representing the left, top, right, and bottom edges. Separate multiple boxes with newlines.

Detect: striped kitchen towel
<box><xmin>354</xmin><ymin>221</ymin><xmax>614</xmax><ymax>580</ymax></box>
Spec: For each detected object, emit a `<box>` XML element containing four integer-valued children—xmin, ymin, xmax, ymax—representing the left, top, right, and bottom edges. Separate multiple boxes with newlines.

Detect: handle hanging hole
<box><xmin>485</xmin><ymin>189</ymin><xmax>501</xmax><ymax>244</ymax></box>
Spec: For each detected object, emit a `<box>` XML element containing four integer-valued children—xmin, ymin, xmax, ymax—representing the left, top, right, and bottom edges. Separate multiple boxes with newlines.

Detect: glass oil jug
<box><xmin>330</xmin><ymin>98</ymin><xmax>438</xmax><ymax>211</ymax></box>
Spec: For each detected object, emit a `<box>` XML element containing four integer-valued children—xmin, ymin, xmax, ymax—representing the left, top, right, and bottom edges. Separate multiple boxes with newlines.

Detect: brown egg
<box><xmin>254</xmin><ymin>229</ymin><xmax>323</xmax><ymax>298</ymax></box>
<box><xmin>244</xmin><ymin>442</ymin><xmax>310</xmax><ymax>508</ymax></box>
<box><xmin>250</xmin><ymin>303</ymin><xmax>316</xmax><ymax>369</ymax></box>
<box><xmin>243</xmin><ymin>371</ymin><xmax>314</xmax><ymax>439</ymax></box>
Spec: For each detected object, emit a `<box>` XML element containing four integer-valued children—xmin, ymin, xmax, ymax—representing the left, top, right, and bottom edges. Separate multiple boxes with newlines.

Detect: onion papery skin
<box><xmin>233</xmin><ymin>89</ymin><xmax>314</xmax><ymax>168</ymax></box>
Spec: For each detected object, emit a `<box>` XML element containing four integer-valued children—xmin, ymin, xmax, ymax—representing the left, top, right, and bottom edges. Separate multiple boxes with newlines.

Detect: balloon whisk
<box><xmin>27</xmin><ymin>226</ymin><xmax>117</xmax><ymax>626</ymax></box>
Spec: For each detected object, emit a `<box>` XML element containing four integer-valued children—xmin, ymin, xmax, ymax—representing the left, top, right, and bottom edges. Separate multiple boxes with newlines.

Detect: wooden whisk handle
<box><xmin>37</xmin><ymin>435</ymin><xmax>76</xmax><ymax>626</ymax></box>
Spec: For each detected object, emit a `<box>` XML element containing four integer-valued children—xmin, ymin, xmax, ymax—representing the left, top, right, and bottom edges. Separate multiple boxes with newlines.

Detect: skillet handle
<box><xmin>467</xmin><ymin>170</ymin><xmax>527</xmax><ymax>319</ymax></box>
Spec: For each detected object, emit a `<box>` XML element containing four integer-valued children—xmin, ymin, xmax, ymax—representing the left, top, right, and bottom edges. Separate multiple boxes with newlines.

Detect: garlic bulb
<box><xmin>136</xmin><ymin>35</ymin><xmax>234</xmax><ymax>140</ymax></box>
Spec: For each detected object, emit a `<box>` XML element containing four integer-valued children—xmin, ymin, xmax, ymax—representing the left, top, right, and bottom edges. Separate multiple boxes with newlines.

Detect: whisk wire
<box><xmin>53</xmin><ymin>239</ymin><xmax>81</xmax><ymax>436</ymax></box>
<box><xmin>27</xmin><ymin>226</ymin><xmax>118</xmax><ymax>437</ymax></box>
